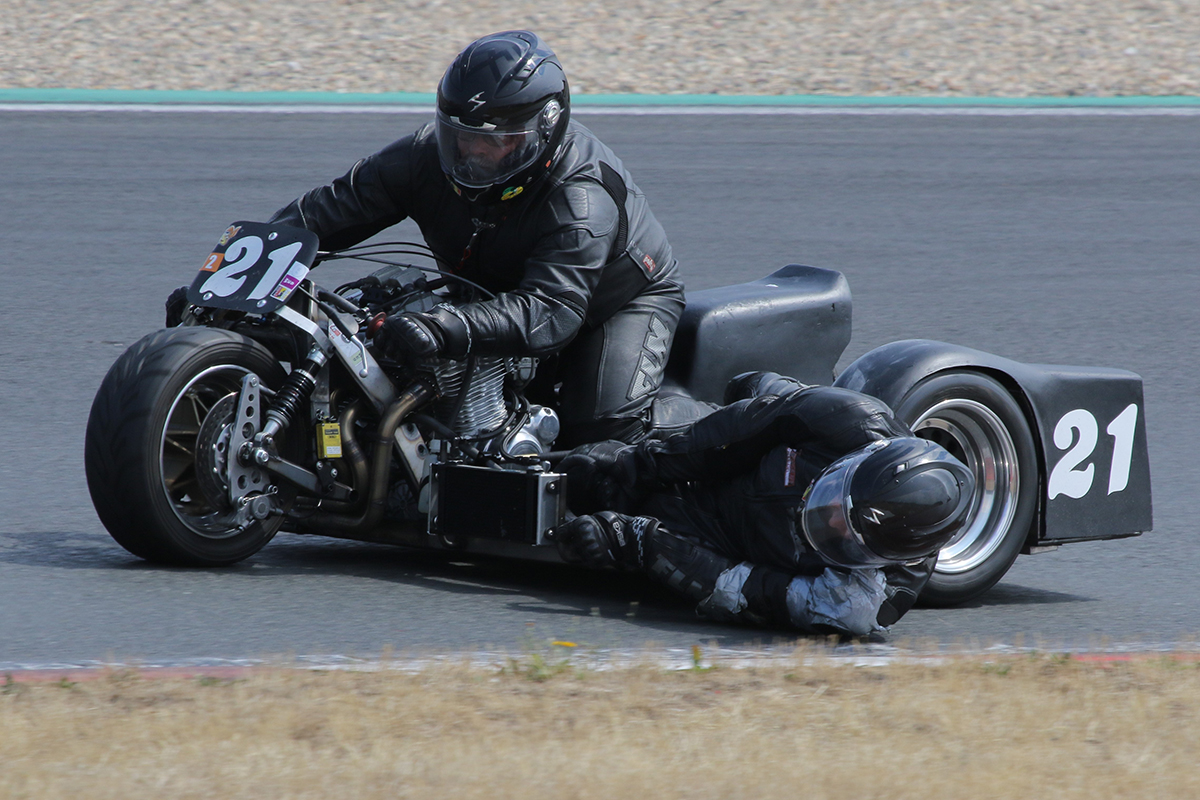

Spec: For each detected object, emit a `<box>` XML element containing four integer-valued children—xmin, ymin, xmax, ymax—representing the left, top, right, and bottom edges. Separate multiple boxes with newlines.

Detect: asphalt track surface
<box><xmin>2</xmin><ymin>109</ymin><xmax>1198</xmax><ymax>666</ymax></box>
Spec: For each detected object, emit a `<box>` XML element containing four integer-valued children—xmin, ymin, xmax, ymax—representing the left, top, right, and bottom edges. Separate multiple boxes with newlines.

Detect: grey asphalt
<box><xmin>1</xmin><ymin>109</ymin><xmax>1197</xmax><ymax>665</ymax></box>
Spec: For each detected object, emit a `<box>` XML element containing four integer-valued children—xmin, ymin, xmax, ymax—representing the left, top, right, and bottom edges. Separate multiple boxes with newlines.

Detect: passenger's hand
<box><xmin>552</xmin><ymin>512</ymin><xmax>653</xmax><ymax>568</ymax></box>
<box><xmin>552</xmin><ymin>514</ymin><xmax>619</xmax><ymax>568</ymax></box>
<box><xmin>560</xmin><ymin>441</ymin><xmax>635</xmax><ymax>514</ymax></box>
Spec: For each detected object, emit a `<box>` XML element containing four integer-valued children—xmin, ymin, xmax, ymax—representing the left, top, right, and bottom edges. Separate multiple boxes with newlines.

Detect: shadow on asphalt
<box><xmin>0</xmin><ymin>530</ymin><xmax>812</xmax><ymax>648</ymax></box>
<box><xmin>2</xmin><ymin>530</ymin><xmax>1092</xmax><ymax>646</ymax></box>
<box><xmin>948</xmin><ymin>582</ymin><xmax>1094</xmax><ymax>608</ymax></box>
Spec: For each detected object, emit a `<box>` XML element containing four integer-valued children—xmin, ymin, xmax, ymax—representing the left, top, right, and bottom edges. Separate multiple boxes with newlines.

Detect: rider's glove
<box><xmin>560</xmin><ymin>441</ymin><xmax>641</xmax><ymax>515</ymax></box>
<box><xmin>375</xmin><ymin>305</ymin><xmax>471</xmax><ymax>362</ymax></box>
<box><xmin>165</xmin><ymin>285</ymin><xmax>190</xmax><ymax>328</ymax></box>
<box><xmin>552</xmin><ymin>512</ymin><xmax>657</xmax><ymax>569</ymax></box>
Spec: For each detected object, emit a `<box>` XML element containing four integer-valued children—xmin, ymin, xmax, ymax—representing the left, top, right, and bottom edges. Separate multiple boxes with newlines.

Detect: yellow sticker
<box><xmin>218</xmin><ymin>224</ymin><xmax>242</xmax><ymax>246</ymax></box>
<box><xmin>317</xmin><ymin>422</ymin><xmax>342</xmax><ymax>459</ymax></box>
<box><xmin>501</xmin><ymin>185</ymin><xmax>524</xmax><ymax>201</ymax></box>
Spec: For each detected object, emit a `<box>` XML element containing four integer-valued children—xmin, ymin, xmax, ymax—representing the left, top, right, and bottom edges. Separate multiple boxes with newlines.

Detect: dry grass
<box><xmin>2</xmin><ymin>648</ymin><xmax>1198</xmax><ymax>799</ymax></box>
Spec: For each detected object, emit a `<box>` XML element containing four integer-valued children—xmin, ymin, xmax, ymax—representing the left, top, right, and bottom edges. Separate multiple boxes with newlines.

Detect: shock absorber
<box><xmin>259</xmin><ymin>347</ymin><xmax>328</xmax><ymax>442</ymax></box>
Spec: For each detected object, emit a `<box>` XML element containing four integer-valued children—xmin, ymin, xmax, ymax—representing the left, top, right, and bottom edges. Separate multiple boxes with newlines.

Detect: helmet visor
<box><xmin>436</xmin><ymin>109</ymin><xmax>544</xmax><ymax>190</ymax></box>
<box><xmin>800</xmin><ymin>440</ymin><xmax>896</xmax><ymax>569</ymax></box>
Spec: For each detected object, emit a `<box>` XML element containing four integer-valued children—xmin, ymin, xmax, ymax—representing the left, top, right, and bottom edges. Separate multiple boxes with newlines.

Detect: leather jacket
<box><xmin>269</xmin><ymin>120</ymin><xmax>680</xmax><ymax>358</ymax></box>
<box><xmin>632</xmin><ymin>384</ymin><xmax>914</xmax><ymax>572</ymax></box>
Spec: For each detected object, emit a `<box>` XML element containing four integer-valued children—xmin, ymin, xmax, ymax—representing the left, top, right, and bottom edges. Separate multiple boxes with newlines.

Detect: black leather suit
<box><xmin>597</xmin><ymin>372</ymin><xmax>938</xmax><ymax>636</ymax></box>
<box><xmin>269</xmin><ymin>120</ymin><xmax>684</xmax><ymax>446</ymax></box>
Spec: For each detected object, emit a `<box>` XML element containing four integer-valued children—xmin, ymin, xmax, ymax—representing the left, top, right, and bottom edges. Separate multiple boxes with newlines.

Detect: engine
<box><xmin>423</xmin><ymin>356</ymin><xmax>559</xmax><ymax>457</ymax></box>
<box><xmin>426</xmin><ymin>356</ymin><xmax>509</xmax><ymax>438</ymax></box>
<box><xmin>346</xmin><ymin>263</ymin><xmax>560</xmax><ymax>457</ymax></box>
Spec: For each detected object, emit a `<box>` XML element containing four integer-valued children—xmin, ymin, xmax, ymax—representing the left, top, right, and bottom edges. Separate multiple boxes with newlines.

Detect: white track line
<box><xmin>3</xmin><ymin>642</ymin><xmax>1197</xmax><ymax>676</ymax></box>
<box><xmin>3</xmin><ymin>103</ymin><xmax>1200</xmax><ymax>116</ymax></box>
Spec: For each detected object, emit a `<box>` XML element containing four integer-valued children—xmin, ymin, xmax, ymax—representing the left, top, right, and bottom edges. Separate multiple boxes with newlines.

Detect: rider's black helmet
<box><xmin>800</xmin><ymin>437</ymin><xmax>975</xmax><ymax>569</ymax></box>
<box><xmin>435</xmin><ymin>31</ymin><xmax>571</xmax><ymax>205</ymax></box>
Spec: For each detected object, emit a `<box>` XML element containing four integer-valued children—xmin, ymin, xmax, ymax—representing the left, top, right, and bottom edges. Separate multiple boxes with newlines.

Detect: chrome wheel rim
<box><xmin>159</xmin><ymin>364</ymin><xmax>255</xmax><ymax>539</ymax></box>
<box><xmin>910</xmin><ymin>398</ymin><xmax>1020</xmax><ymax>574</ymax></box>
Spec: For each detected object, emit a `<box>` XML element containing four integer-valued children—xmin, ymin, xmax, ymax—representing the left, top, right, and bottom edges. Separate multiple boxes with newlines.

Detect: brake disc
<box><xmin>194</xmin><ymin>392</ymin><xmax>237</xmax><ymax>510</ymax></box>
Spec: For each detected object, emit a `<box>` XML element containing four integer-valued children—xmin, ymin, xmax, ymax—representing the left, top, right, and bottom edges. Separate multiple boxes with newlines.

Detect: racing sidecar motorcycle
<box><xmin>84</xmin><ymin>221</ymin><xmax>1153</xmax><ymax>606</ymax></box>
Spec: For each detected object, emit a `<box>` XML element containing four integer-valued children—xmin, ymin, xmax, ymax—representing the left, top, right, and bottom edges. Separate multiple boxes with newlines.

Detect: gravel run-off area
<box><xmin>3</xmin><ymin>0</ymin><xmax>1200</xmax><ymax>97</ymax></box>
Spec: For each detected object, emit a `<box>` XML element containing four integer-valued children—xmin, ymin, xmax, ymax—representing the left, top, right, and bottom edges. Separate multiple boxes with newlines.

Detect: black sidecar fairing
<box><xmin>836</xmin><ymin>339</ymin><xmax>1152</xmax><ymax>545</ymax></box>
<box><xmin>662</xmin><ymin>265</ymin><xmax>852</xmax><ymax>404</ymax></box>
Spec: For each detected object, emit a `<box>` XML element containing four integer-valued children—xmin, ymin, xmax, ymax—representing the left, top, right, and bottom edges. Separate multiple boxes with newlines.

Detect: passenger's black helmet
<box><xmin>435</xmin><ymin>31</ymin><xmax>570</xmax><ymax>205</ymax></box>
<box><xmin>800</xmin><ymin>437</ymin><xmax>975</xmax><ymax>569</ymax></box>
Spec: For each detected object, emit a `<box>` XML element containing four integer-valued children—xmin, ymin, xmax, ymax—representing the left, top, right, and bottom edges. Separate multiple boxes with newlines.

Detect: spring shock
<box><xmin>260</xmin><ymin>348</ymin><xmax>328</xmax><ymax>441</ymax></box>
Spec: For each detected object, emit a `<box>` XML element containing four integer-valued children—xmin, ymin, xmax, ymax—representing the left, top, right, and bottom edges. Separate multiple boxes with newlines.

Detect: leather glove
<box><xmin>165</xmin><ymin>285</ymin><xmax>190</xmax><ymax>328</ymax></box>
<box><xmin>560</xmin><ymin>440</ymin><xmax>640</xmax><ymax>515</ymax></box>
<box><xmin>375</xmin><ymin>305</ymin><xmax>471</xmax><ymax>362</ymax></box>
<box><xmin>552</xmin><ymin>512</ymin><xmax>656</xmax><ymax>569</ymax></box>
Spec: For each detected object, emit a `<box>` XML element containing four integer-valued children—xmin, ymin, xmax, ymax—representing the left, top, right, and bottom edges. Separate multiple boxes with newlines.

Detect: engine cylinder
<box><xmin>429</xmin><ymin>357</ymin><xmax>508</xmax><ymax>437</ymax></box>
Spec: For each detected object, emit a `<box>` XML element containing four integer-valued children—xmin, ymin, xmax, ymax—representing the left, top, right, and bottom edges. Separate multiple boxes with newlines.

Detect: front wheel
<box><xmin>893</xmin><ymin>371</ymin><xmax>1039</xmax><ymax>607</ymax></box>
<box><xmin>85</xmin><ymin>327</ymin><xmax>296</xmax><ymax>566</ymax></box>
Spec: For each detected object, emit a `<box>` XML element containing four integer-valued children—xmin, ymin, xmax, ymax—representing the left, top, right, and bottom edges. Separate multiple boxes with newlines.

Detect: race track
<box><xmin>2</xmin><ymin>108</ymin><xmax>1198</xmax><ymax>665</ymax></box>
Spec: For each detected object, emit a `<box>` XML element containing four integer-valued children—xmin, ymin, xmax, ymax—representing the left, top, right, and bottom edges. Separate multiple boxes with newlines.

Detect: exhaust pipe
<box><xmin>307</xmin><ymin>380</ymin><xmax>435</xmax><ymax>531</ymax></box>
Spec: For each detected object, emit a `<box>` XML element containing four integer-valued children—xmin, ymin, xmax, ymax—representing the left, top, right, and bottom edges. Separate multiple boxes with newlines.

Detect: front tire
<box><xmin>85</xmin><ymin>327</ymin><xmax>294</xmax><ymax>566</ymax></box>
<box><xmin>893</xmin><ymin>371</ymin><xmax>1039</xmax><ymax>607</ymax></box>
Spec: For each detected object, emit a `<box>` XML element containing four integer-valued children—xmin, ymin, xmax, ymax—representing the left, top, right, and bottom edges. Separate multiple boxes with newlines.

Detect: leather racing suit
<box><xmin>269</xmin><ymin>120</ymin><xmax>684</xmax><ymax>446</ymax></box>
<box><xmin>563</xmin><ymin>372</ymin><xmax>939</xmax><ymax>636</ymax></box>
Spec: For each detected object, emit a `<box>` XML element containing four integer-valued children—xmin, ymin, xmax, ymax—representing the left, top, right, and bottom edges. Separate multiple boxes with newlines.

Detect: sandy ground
<box><xmin>3</xmin><ymin>0</ymin><xmax>1199</xmax><ymax>96</ymax></box>
<box><xmin>4</xmin><ymin>652</ymin><xmax>1200</xmax><ymax>799</ymax></box>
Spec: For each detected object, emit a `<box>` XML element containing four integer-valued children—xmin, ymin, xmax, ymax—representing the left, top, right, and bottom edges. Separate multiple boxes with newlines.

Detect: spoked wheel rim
<box><xmin>910</xmin><ymin>398</ymin><xmax>1021</xmax><ymax>574</ymax></box>
<box><xmin>159</xmin><ymin>364</ymin><xmax>257</xmax><ymax>539</ymax></box>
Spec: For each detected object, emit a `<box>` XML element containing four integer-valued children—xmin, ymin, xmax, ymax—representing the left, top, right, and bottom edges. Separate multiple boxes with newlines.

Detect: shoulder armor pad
<box><xmin>543</xmin><ymin>180</ymin><xmax>618</xmax><ymax>237</ymax></box>
<box><xmin>564</xmin><ymin>184</ymin><xmax>589</xmax><ymax>220</ymax></box>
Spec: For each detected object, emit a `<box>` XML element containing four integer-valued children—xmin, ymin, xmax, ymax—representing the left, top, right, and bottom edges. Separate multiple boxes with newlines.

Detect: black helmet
<box><xmin>435</xmin><ymin>31</ymin><xmax>570</xmax><ymax>205</ymax></box>
<box><xmin>800</xmin><ymin>437</ymin><xmax>975</xmax><ymax>569</ymax></box>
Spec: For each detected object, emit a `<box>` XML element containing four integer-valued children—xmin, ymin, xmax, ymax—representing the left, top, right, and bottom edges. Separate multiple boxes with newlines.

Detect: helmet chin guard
<box><xmin>435</xmin><ymin>31</ymin><xmax>571</xmax><ymax>205</ymax></box>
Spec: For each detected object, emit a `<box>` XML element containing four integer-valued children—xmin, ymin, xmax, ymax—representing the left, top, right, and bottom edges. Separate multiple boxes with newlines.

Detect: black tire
<box><xmin>893</xmin><ymin>370</ymin><xmax>1038</xmax><ymax>607</ymax></box>
<box><xmin>85</xmin><ymin>327</ymin><xmax>294</xmax><ymax>566</ymax></box>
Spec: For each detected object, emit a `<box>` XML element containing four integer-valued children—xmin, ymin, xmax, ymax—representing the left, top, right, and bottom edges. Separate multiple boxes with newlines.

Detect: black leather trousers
<box><xmin>528</xmin><ymin>278</ymin><xmax>685</xmax><ymax>447</ymax></box>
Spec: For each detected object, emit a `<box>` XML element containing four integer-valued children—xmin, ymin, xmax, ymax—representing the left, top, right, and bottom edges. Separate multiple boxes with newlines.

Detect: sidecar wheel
<box><xmin>85</xmin><ymin>327</ymin><xmax>297</xmax><ymax>566</ymax></box>
<box><xmin>893</xmin><ymin>371</ymin><xmax>1038</xmax><ymax>607</ymax></box>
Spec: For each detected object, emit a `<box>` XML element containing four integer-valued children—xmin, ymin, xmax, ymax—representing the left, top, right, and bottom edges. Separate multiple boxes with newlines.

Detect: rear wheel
<box><xmin>893</xmin><ymin>371</ymin><xmax>1038</xmax><ymax>607</ymax></box>
<box><xmin>85</xmin><ymin>327</ymin><xmax>297</xmax><ymax>566</ymax></box>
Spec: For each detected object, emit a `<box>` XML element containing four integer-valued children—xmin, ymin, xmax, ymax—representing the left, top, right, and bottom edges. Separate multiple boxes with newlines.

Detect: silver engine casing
<box><xmin>427</xmin><ymin>356</ymin><xmax>509</xmax><ymax>438</ymax></box>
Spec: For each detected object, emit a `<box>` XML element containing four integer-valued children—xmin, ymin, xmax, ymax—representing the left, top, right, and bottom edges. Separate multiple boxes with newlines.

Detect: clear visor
<box><xmin>800</xmin><ymin>440</ymin><xmax>895</xmax><ymax>569</ymax></box>
<box><xmin>436</xmin><ymin>109</ymin><xmax>544</xmax><ymax>189</ymax></box>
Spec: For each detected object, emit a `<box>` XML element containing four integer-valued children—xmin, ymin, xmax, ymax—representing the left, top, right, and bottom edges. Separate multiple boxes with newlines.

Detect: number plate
<box><xmin>1034</xmin><ymin>367</ymin><xmax>1152</xmax><ymax>541</ymax></box>
<box><xmin>187</xmin><ymin>221</ymin><xmax>319</xmax><ymax>313</ymax></box>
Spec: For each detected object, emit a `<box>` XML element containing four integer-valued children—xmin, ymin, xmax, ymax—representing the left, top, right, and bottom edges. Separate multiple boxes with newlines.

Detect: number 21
<box><xmin>1047</xmin><ymin>404</ymin><xmax>1138</xmax><ymax>500</ymax></box>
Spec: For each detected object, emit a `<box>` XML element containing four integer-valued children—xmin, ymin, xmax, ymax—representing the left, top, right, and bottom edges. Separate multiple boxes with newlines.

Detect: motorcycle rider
<box><xmin>265</xmin><ymin>30</ymin><xmax>683</xmax><ymax>447</ymax></box>
<box><xmin>554</xmin><ymin>372</ymin><xmax>975</xmax><ymax>636</ymax></box>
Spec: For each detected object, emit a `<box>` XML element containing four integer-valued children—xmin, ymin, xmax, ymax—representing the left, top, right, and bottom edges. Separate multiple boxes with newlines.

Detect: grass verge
<box><xmin>2</xmin><ymin>647</ymin><xmax>1198</xmax><ymax>799</ymax></box>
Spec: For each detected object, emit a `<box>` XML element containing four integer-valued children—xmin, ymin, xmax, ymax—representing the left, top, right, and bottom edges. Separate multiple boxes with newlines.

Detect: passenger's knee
<box><xmin>724</xmin><ymin>371</ymin><xmax>811</xmax><ymax>404</ymax></box>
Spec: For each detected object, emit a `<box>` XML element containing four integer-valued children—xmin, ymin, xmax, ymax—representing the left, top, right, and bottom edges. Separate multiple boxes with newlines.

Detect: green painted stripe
<box><xmin>581</xmin><ymin>93</ymin><xmax>1200</xmax><ymax>107</ymax></box>
<box><xmin>0</xmin><ymin>88</ymin><xmax>437</xmax><ymax>105</ymax></box>
<box><xmin>2</xmin><ymin>87</ymin><xmax>1199</xmax><ymax>107</ymax></box>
